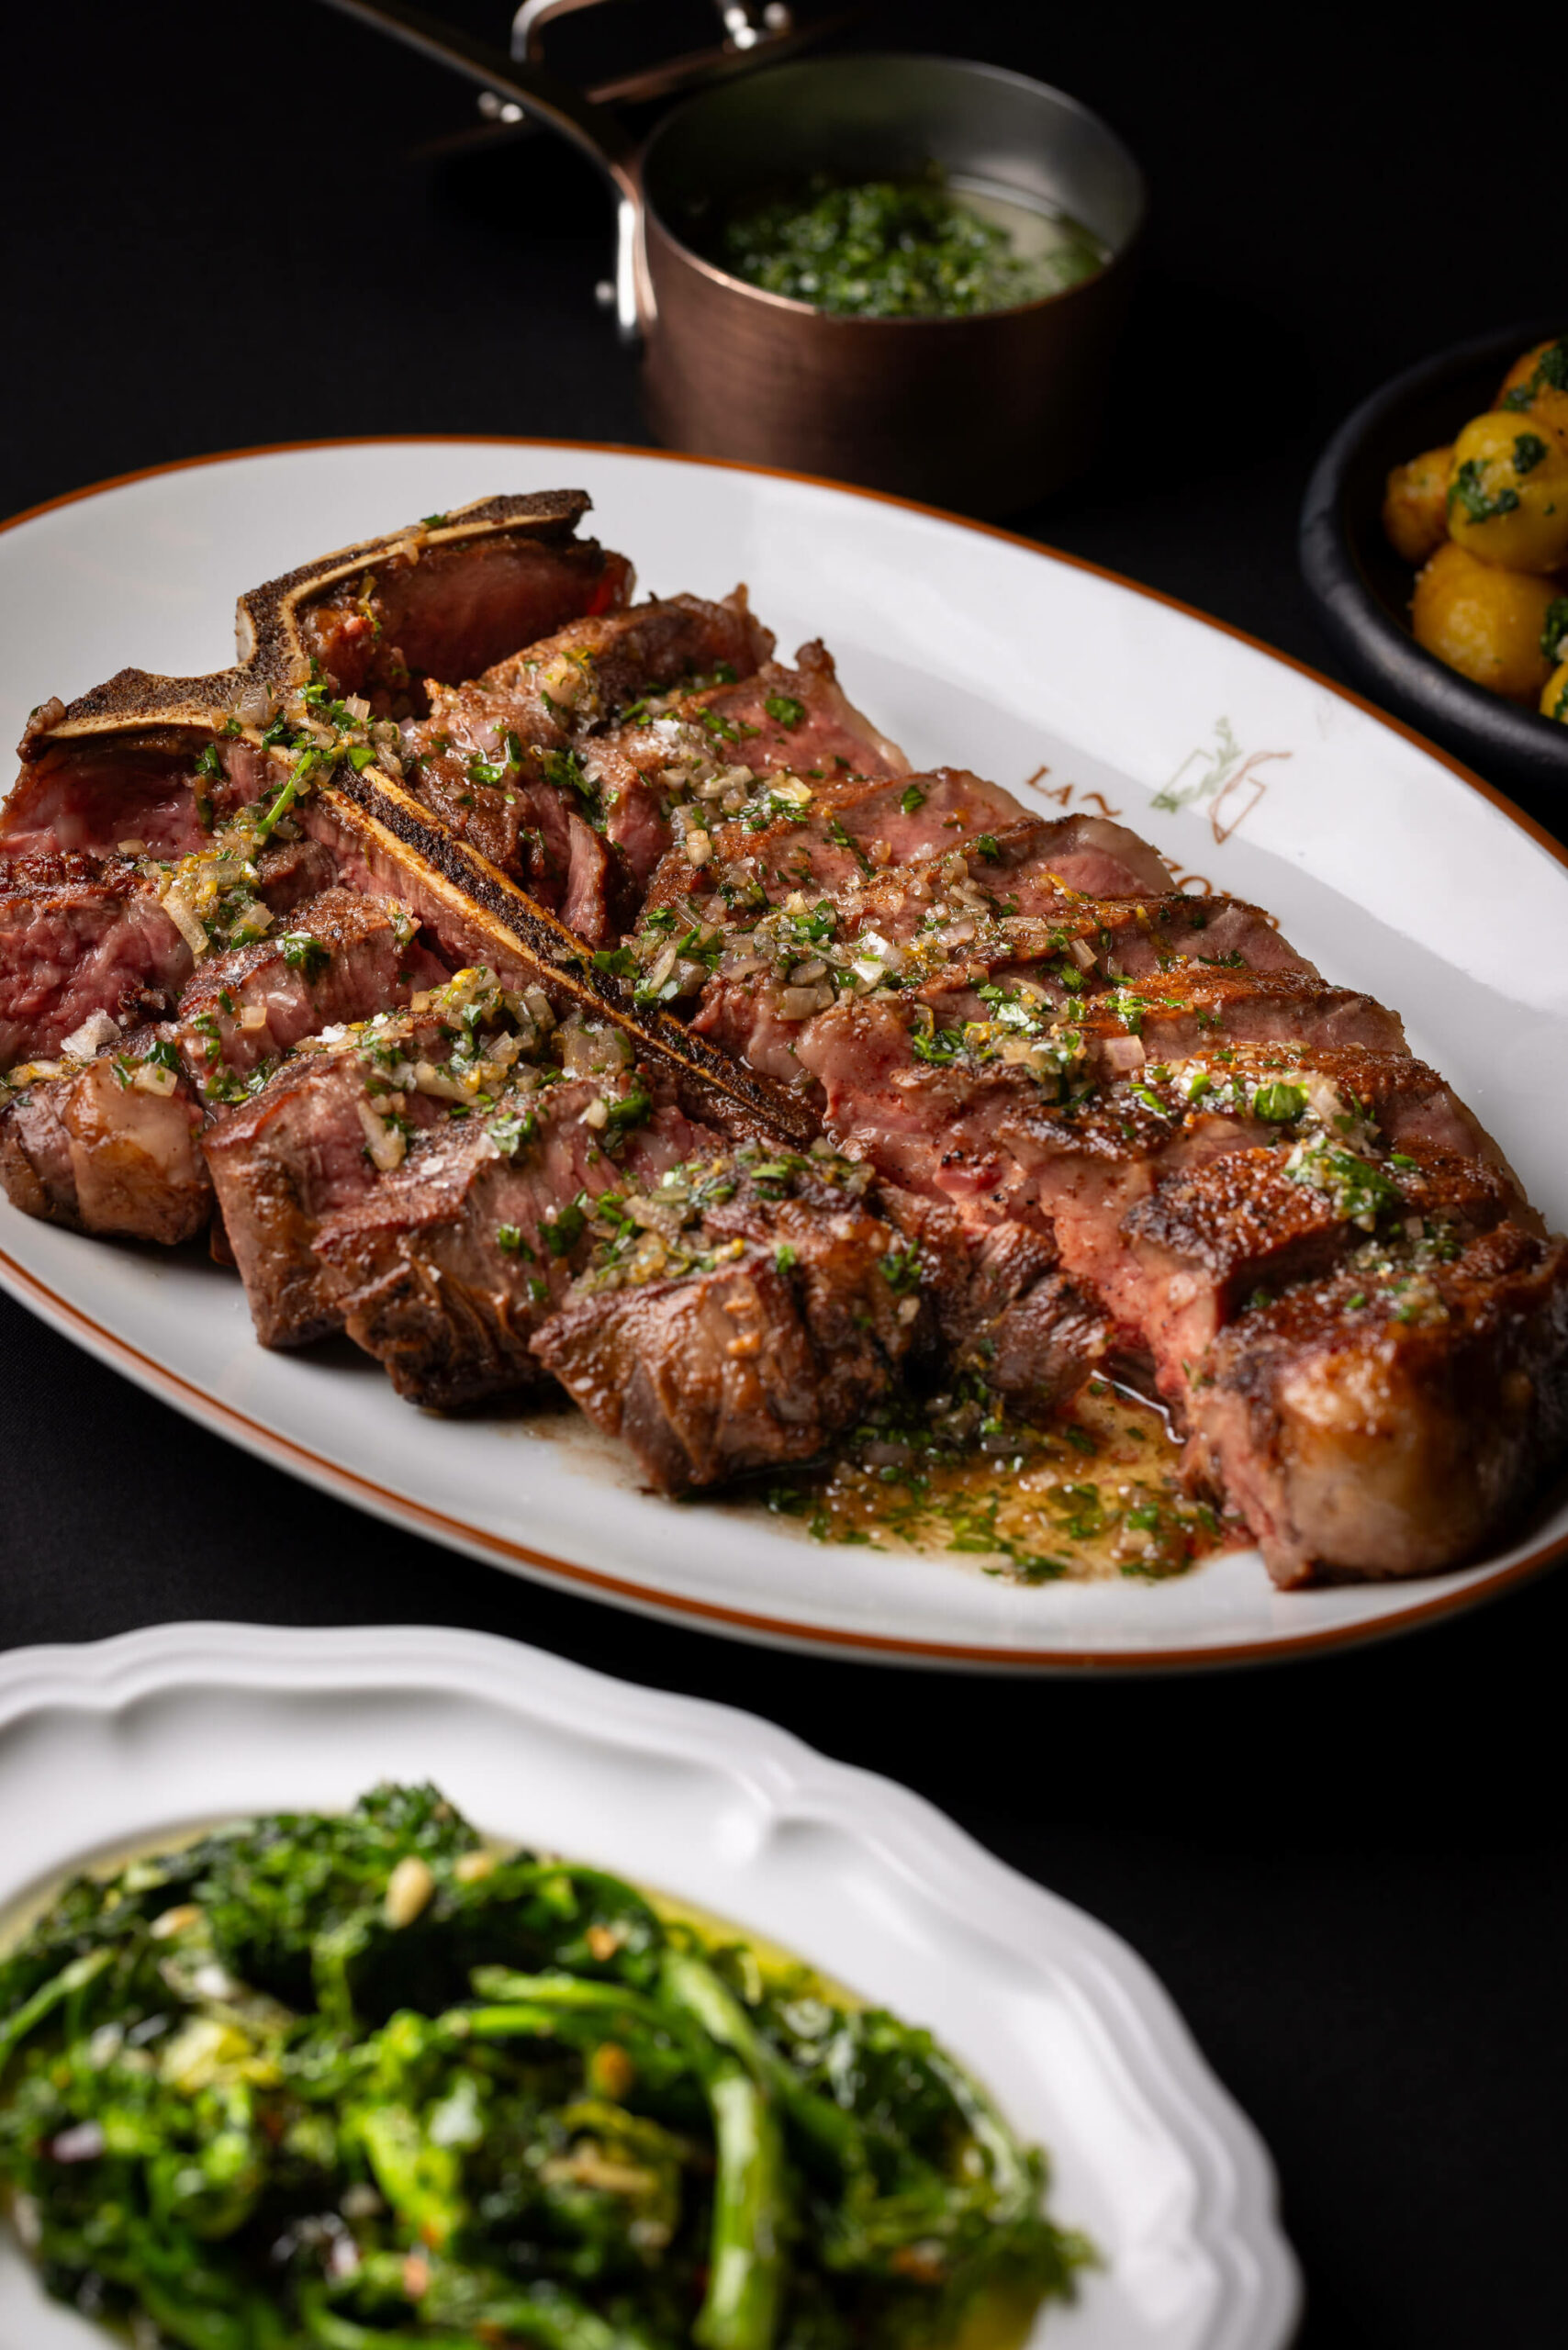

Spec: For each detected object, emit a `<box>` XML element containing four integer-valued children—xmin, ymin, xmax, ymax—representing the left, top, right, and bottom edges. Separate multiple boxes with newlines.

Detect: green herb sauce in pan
<box><xmin>719</xmin><ymin>173</ymin><xmax>1108</xmax><ymax>319</ymax></box>
<box><xmin>0</xmin><ymin>1785</ymin><xmax>1092</xmax><ymax>2347</ymax></box>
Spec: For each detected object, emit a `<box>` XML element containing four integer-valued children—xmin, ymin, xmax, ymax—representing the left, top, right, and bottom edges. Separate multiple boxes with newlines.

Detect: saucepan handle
<box><xmin>316</xmin><ymin>0</ymin><xmax>817</xmax><ymax>348</ymax></box>
<box><xmin>316</xmin><ymin>0</ymin><xmax>652</xmax><ymax>341</ymax></box>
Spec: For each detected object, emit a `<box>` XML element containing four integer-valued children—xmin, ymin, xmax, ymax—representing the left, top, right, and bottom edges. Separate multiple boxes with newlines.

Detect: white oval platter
<box><xmin>0</xmin><ymin>1622</ymin><xmax>1299</xmax><ymax>2349</ymax></box>
<box><xmin>2</xmin><ymin>438</ymin><xmax>1565</xmax><ymax>1668</ymax></box>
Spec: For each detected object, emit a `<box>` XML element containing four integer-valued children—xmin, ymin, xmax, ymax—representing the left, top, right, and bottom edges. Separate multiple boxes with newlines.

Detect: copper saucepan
<box><xmin>319</xmin><ymin>1</ymin><xmax>1147</xmax><ymax>514</ymax></box>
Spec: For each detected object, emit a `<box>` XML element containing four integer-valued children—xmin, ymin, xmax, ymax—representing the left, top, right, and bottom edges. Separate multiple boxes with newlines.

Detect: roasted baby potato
<box><xmin>1446</xmin><ymin>410</ymin><xmax>1568</xmax><ymax>574</ymax></box>
<box><xmin>1383</xmin><ymin>444</ymin><xmax>1452</xmax><ymax>564</ymax></box>
<box><xmin>1542</xmin><ymin>660</ymin><xmax>1568</xmax><ymax>723</ymax></box>
<box><xmin>1495</xmin><ymin>336</ymin><xmax>1568</xmax><ymax>442</ymax></box>
<box><xmin>1411</xmin><ymin>540</ymin><xmax>1558</xmax><ymax>701</ymax></box>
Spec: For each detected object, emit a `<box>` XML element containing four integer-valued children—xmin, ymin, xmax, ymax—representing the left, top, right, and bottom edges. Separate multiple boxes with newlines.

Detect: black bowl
<box><xmin>1300</xmin><ymin>324</ymin><xmax>1568</xmax><ymax>804</ymax></box>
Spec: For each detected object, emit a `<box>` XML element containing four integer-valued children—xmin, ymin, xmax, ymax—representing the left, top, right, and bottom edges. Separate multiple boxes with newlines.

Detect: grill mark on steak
<box><xmin>532</xmin><ymin>1147</ymin><xmax>922</xmax><ymax>1490</ymax></box>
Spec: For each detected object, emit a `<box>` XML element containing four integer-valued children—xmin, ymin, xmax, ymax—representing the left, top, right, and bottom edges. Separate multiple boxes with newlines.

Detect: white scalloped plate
<box><xmin>0</xmin><ymin>1624</ymin><xmax>1299</xmax><ymax>2349</ymax></box>
<box><xmin>2</xmin><ymin>438</ymin><xmax>1566</xmax><ymax>1668</ymax></box>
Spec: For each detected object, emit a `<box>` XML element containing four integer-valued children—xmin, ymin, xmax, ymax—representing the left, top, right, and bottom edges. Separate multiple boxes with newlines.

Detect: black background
<box><xmin>3</xmin><ymin>6</ymin><xmax>1565</xmax><ymax>2344</ymax></box>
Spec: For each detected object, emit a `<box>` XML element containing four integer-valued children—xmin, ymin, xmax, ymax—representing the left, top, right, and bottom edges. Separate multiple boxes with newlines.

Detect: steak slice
<box><xmin>0</xmin><ymin>855</ymin><xmax>192</xmax><ymax>1068</ymax></box>
<box><xmin>2</xmin><ymin>889</ymin><xmax>451</xmax><ymax>1245</ymax></box>
<box><xmin>314</xmin><ymin>1050</ymin><xmax>710</xmax><ymax>1408</ymax></box>
<box><xmin>300</xmin><ymin>528</ymin><xmax>632</xmax><ymax>713</ymax></box>
<box><xmin>204</xmin><ymin>968</ymin><xmax>555</xmax><ymax>1348</ymax></box>
<box><xmin>577</xmin><ymin>638</ymin><xmax>910</xmax><ymax>900</ymax></box>
<box><xmin>827</xmin><ymin>823</ymin><xmax>1294</xmax><ymax>967</ymax></box>
<box><xmin>0</xmin><ymin>737</ymin><xmax>283</xmax><ymax>867</ymax></box>
<box><xmin>171</xmin><ymin>888</ymin><xmax>447</xmax><ymax>1106</ymax></box>
<box><xmin>0</xmin><ymin>1037</ymin><xmax>209</xmax><ymax>1243</ymax></box>
<box><xmin>641</xmin><ymin>766</ymin><xmax>1031</xmax><ymax>930</ymax></box>
<box><xmin>532</xmin><ymin>1145</ymin><xmax>923</xmax><ymax>1490</ymax></box>
<box><xmin>398</xmin><ymin>592</ymin><xmax>775</xmax><ymax>911</ymax></box>
<box><xmin>0</xmin><ymin>837</ymin><xmax>341</xmax><ymax>1072</ymax></box>
<box><xmin>1186</xmin><ymin>1224</ymin><xmax>1568</xmax><ymax>1585</ymax></box>
<box><xmin>880</xmin><ymin>1186</ymin><xmax>1114</xmax><ymax>1416</ymax></box>
<box><xmin>689</xmin><ymin>902</ymin><xmax>1352</xmax><ymax>1105</ymax></box>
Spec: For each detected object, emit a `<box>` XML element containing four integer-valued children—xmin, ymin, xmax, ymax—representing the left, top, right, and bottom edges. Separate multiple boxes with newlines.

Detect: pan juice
<box><xmin>764</xmin><ymin>1379</ymin><xmax>1228</xmax><ymax>1583</ymax></box>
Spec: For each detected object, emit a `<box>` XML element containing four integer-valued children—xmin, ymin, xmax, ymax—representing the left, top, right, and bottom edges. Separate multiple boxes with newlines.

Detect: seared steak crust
<box><xmin>1187</xmin><ymin>1226</ymin><xmax>1568</xmax><ymax>1584</ymax></box>
<box><xmin>314</xmin><ymin>1064</ymin><xmax>708</xmax><ymax>1409</ymax></box>
<box><xmin>532</xmin><ymin>1148</ymin><xmax>922</xmax><ymax>1489</ymax></box>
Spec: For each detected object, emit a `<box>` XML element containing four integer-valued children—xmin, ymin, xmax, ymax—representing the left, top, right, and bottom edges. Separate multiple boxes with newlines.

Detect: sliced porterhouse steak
<box><xmin>6</xmin><ymin>485</ymin><xmax>1564</xmax><ymax>1589</ymax></box>
<box><xmin>398</xmin><ymin>593</ymin><xmax>776</xmax><ymax>927</ymax></box>
<box><xmin>204</xmin><ymin>969</ymin><xmax>555</xmax><ymax>1348</ymax></box>
<box><xmin>0</xmin><ymin>1035</ymin><xmax>210</xmax><ymax>1244</ymax></box>
<box><xmin>532</xmin><ymin>1145</ymin><xmax>923</xmax><ymax>1491</ymax></box>
<box><xmin>314</xmin><ymin>1058</ymin><xmax>711</xmax><ymax>1410</ymax></box>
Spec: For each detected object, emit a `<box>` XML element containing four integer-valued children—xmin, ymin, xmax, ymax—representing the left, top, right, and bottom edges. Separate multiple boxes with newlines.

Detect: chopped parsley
<box><xmin>879</xmin><ymin>1245</ymin><xmax>924</xmax><ymax>1295</ymax></box>
<box><xmin>487</xmin><ymin>1108</ymin><xmax>539</xmax><ymax>1158</ymax></box>
<box><xmin>543</xmin><ymin>1200</ymin><xmax>587</xmax><ymax>1256</ymax></box>
<box><xmin>539</xmin><ymin>747</ymin><xmax>602</xmax><ymax>827</ymax></box>
<box><xmin>764</xmin><ymin>693</ymin><xmax>806</xmax><ymax>729</ymax></box>
<box><xmin>602</xmin><ymin>1085</ymin><xmax>652</xmax><ymax>1132</ymax></box>
<box><xmin>280</xmin><ymin>934</ymin><xmax>330</xmax><ymax>979</ymax></box>
<box><xmin>1449</xmin><ymin>458</ymin><xmax>1520</xmax><ymax>525</ymax></box>
<box><xmin>1251</xmin><ymin>1080</ymin><xmax>1308</xmax><ymax>1123</ymax></box>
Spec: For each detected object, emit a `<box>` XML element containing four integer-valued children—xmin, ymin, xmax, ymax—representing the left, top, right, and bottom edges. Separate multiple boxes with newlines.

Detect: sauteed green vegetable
<box><xmin>0</xmin><ymin>1785</ymin><xmax>1091</xmax><ymax>2347</ymax></box>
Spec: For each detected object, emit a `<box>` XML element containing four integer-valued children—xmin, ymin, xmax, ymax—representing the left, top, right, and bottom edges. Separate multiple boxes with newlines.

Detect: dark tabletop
<box><xmin>3</xmin><ymin>5</ymin><xmax>1564</xmax><ymax>2342</ymax></box>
